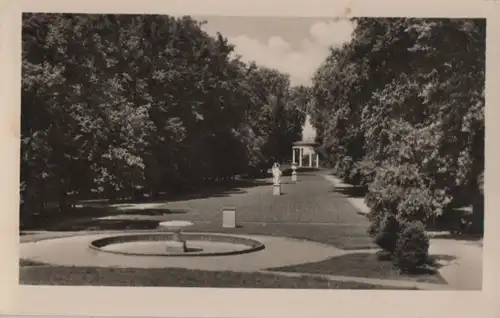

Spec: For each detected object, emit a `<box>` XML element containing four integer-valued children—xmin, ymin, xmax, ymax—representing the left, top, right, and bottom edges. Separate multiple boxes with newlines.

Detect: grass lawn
<box><xmin>189</xmin><ymin>222</ymin><xmax>376</xmax><ymax>250</ymax></box>
<box><xmin>19</xmin><ymin>263</ymin><xmax>416</xmax><ymax>289</ymax></box>
<box><xmin>19</xmin><ymin>172</ymin><xmax>377</xmax><ymax>250</ymax></box>
<box><xmin>266</xmin><ymin>253</ymin><xmax>447</xmax><ymax>284</ymax></box>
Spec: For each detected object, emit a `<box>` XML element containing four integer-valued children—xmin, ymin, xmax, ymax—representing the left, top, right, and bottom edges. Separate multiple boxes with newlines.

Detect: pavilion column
<box><xmin>299</xmin><ymin>148</ymin><xmax>303</xmax><ymax>167</ymax></box>
<box><xmin>292</xmin><ymin>147</ymin><xmax>296</xmax><ymax>164</ymax></box>
<box><xmin>309</xmin><ymin>151</ymin><xmax>312</xmax><ymax>167</ymax></box>
<box><xmin>316</xmin><ymin>153</ymin><xmax>319</xmax><ymax>168</ymax></box>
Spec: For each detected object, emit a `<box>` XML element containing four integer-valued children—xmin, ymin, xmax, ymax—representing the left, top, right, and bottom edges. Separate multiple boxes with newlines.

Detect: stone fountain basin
<box><xmin>89</xmin><ymin>233</ymin><xmax>265</xmax><ymax>257</ymax></box>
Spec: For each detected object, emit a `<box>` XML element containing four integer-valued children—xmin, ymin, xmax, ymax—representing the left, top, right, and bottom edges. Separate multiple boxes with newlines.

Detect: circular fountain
<box><xmin>158</xmin><ymin>220</ymin><xmax>193</xmax><ymax>253</ymax></box>
<box><xmin>89</xmin><ymin>220</ymin><xmax>265</xmax><ymax>257</ymax></box>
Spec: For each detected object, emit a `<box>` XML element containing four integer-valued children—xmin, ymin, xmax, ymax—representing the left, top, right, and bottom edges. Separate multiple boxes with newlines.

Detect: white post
<box><xmin>316</xmin><ymin>153</ymin><xmax>319</xmax><ymax>168</ymax></box>
<box><xmin>309</xmin><ymin>150</ymin><xmax>312</xmax><ymax>167</ymax></box>
<box><xmin>273</xmin><ymin>183</ymin><xmax>281</xmax><ymax>195</ymax></box>
<box><xmin>292</xmin><ymin>147</ymin><xmax>296</xmax><ymax>164</ymax></box>
<box><xmin>222</xmin><ymin>207</ymin><xmax>236</xmax><ymax>228</ymax></box>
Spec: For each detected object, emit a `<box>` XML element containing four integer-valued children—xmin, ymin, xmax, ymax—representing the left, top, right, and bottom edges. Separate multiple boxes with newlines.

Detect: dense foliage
<box><xmin>21</xmin><ymin>13</ymin><xmax>305</xmax><ymax>219</ymax></box>
<box><xmin>310</xmin><ymin>18</ymin><xmax>485</xmax><ymax>266</ymax></box>
<box><xmin>394</xmin><ymin>221</ymin><xmax>430</xmax><ymax>272</ymax></box>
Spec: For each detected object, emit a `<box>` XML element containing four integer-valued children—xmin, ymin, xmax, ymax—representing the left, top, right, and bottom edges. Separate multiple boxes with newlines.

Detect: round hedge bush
<box><xmin>373</xmin><ymin>214</ymin><xmax>400</xmax><ymax>253</ymax></box>
<box><xmin>394</xmin><ymin>221</ymin><xmax>430</xmax><ymax>273</ymax></box>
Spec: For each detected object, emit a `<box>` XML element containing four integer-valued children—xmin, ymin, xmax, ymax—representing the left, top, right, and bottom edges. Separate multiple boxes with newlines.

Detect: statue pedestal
<box><xmin>291</xmin><ymin>162</ymin><xmax>298</xmax><ymax>182</ymax></box>
<box><xmin>222</xmin><ymin>207</ymin><xmax>236</xmax><ymax>228</ymax></box>
<box><xmin>273</xmin><ymin>183</ymin><xmax>281</xmax><ymax>196</ymax></box>
<box><xmin>158</xmin><ymin>221</ymin><xmax>193</xmax><ymax>253</ymax></box>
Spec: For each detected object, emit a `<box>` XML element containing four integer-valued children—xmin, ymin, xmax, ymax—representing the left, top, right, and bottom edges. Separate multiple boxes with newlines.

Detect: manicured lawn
<box><xmin>19</xmin><ymin>264</ymin><xmax>415</xmax><ymax>289</ymax></box>
<box><xmin>266</xmin><ymin>252</ymin><xmax>447</xmax><ymax>284</ymax></box>
<box><xmin>20</xmin><ymin>173</ymin><xmax>377</xmax><ymax>250</ymax></box>
<box><xmin>188</xmin><ymin>222</ymin><xmax>376</xmax><ymax>250</ymax></box>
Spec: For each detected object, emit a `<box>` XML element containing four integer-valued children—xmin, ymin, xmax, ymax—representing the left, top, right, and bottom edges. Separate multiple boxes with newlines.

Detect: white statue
<box><xmin>272</xmin><ymin>162</ymin><xmax>282</xmax><ymax>185</ymax></box>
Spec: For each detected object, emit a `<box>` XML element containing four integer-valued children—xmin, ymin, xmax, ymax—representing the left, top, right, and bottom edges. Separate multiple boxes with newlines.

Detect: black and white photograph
<box><xmin>0</xmin><ymin>0</ymin><xmax>498</xmax><ymax>317</ymax></box>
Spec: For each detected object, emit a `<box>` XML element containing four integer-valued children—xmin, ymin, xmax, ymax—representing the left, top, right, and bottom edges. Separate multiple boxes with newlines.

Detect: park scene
<box><xmin>20</xmin><ymin>14</ymin><xmax>484</xmax><ymax>290</ymax></box>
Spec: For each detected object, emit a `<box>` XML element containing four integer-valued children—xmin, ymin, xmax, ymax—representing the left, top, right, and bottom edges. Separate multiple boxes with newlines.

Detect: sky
<box><xmin>195</xmin><ymin>16</ymin><xmax>356</xmax><ymax>140</ymax></box>
<box><xmin>196</xmin><ymin>16</ymin><xmax>356</xmax><ymax>86</ymax></box>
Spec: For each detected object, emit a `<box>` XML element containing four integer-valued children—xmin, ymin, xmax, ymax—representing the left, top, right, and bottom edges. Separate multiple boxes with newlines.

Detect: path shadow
<box><xmin>297</xmin><ymin>167</ymin><xmax>321</xmax><ymax>172</ymax></box>
<box><xmin>428</xmin><ymin>254</ymin><xmax>458</xmax><ymax>269</ymax></box>
<box><xmin>331</xmin><ymin>185</ymin><xmax>368</xmax><ymax>198</ymax></box>
<box><xmin>240</xmin><ymin>172</ymin><xmax>273</xmax><ymax>179</ymax></box>
<box><xmin>429</xmin><ymin>233</ymin><xmax>483</xmax><ymax>241</ymax></box>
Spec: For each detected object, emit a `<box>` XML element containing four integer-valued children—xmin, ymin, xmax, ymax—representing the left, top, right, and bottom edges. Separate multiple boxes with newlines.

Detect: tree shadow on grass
<box><xmin>297</xmin><ymin>167</ymin><xmax>321</xmax><ymax>172</ymax></box>
<box><xmin>111</xmin><ymin>178</ymin><xmax>273</xmax><ymax>204</ymax></box>
<box><xmin>48</xmin><ymin>219</ymin><xmax>162</xmax><ymax>231</ymax></box>
<box><xmin>20</xmin><ymin>206</ymin><xmax>189</xmax><ymax>231</ymax></box>
<box><xmin>104</xmin><ymin>208</ymin><xmax>188</xmax><ymax>216</ymax></box>
<box><xmin>21</xmin><ymin>178</ymin><xmax>274</xmax><ymax>231</ymax></box>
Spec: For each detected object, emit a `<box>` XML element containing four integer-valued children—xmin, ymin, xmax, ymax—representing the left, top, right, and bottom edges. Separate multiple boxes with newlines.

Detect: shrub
<box><xmin>351</xmin><ymin>159</ymin><xmax>376</xmax><ymax>187</ymax></box>
<box><xmin>367</xmin><ymin>211</ymin><xmax>383</xmax><ymax>237</ymax></box>
<box><xmin>334</xmin><ymin>156</ymin><xmax>355</xmax><ymax>182</ymax></box>
<box><xmin>397</xmin><ymin>187</ymin><xmax>436</xmax><ymax>222</ymax></box>
<box><xmin>364</xmin><ymin>168</ymin><xmax>404</xmax><ymax>214</ymax></box>
<box><xmin>373</xmin><ymin>214</ymin><xmax>400</xmax><ymax>253</ymax></box>
<box><xmin>394</xmin><ymin>221</ymin><xmax>430</xmax><ymax>273</ymax></box>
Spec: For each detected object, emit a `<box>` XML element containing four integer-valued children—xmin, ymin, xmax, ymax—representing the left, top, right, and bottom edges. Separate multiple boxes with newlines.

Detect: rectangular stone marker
<box><xmin>291</xmin><ymin>172</ymin><xmax>297</xmax><ymax>182</ymax></box>
<box><xmin>273</xmin><ymin>184</ymin><xmax>281</xmax><ymax>196</ymax></box>
<box><xmin>222</xmin><ymin>207</ymin><xmax>236</xmax><ymax>228</ymax></box>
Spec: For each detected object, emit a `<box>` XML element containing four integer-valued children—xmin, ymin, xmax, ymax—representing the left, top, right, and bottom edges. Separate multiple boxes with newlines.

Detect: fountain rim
<box><xmin>158</xmin><ymin>220</ymin><xmax>194</xmax><ymax>228</ymax></box>
<box><xmin>88</xmin><ymin>232</ymin><xmax>265</xmax><ymax>257</ymax></box>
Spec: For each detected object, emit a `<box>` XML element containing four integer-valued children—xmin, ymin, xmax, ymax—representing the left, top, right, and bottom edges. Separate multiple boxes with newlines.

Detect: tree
<box><xmin>240</xmin><ymin>65</ymin><xmax>305</xmax><ymax>175</ymax></box>
<box><xmin>310</xmin><ymin>18</ymin><xmax>485</xmax><ymax>265</ymax></box>
<box><xmin>20</xmin><ymin>13</ymin><xmax>306</xmax><ymax>223</ymax></box>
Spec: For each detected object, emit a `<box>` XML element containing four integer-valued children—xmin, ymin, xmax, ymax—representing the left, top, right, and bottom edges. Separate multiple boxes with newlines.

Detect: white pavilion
<box><xmin>292</xmin><ymin>114</ymin><xmax>319</xmax><ymax>168</ymax></box>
